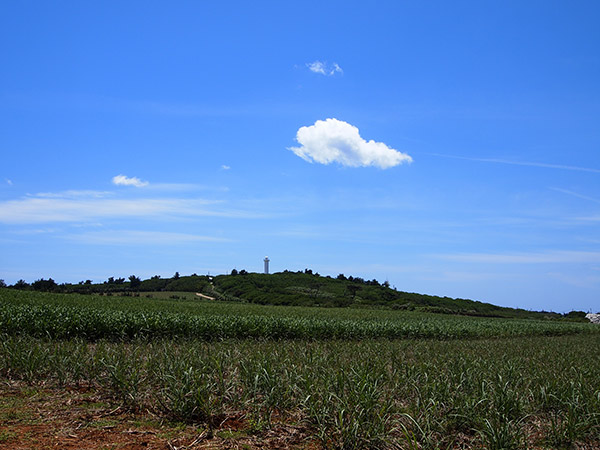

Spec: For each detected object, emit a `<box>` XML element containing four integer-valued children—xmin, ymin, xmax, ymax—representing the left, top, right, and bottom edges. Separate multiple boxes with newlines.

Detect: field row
<box><xmin>0</xmin><ymin>300</ymin><xmax>597</xmax><ymax>341</ymax></box>
<box><xmin>1</xmin><ymin>289</ymin><xmax>597</xmax><ymax>341</ymax></box>
<box><xmin>1</xmin><ymin>334</ymin><xmax>599</xmax><ymax>449</ymax></box>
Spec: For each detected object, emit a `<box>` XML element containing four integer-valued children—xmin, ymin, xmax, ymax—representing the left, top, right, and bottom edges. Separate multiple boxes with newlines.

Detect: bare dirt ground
<box><xmin>3</xmin><ymin>382</ymin><xmax>599</xmax><ymax>450</ymax></box>
<box><xmin>0</xmin><ymin>382</ymin><xmax>315</xmax><ymax>450</ymax></box>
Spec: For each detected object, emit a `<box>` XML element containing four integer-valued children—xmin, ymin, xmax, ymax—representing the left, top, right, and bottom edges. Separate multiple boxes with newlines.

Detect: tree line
<box><xmin>0</xmin><ymin>273</ymin><xmax>197</xmax><ymax>294</ymax></box>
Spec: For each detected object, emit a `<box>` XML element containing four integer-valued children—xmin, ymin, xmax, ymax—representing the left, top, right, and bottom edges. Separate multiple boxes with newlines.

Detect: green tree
<box><xmin>346</xmin><ymin>284</ymin><xmax>362</xmax><ymax>300</ymax></box>
<box><xmin>32</xmin><ymin>278</ymin><xmax>58</xmax><ymax>292</ymax></box>
<box><xmin>129</xmin><ymin>275</ymin><xmax>141</xmax><ymax>290</ymax></box>
<box><xmin>309</xmin><ymin>282</ymin><xmax>323</xmax><ymax>299</ymax></box>
<box><xmin>13</xmin><ymin>279</ymin><xmax>29</xmax><ymax>290</ymax></box>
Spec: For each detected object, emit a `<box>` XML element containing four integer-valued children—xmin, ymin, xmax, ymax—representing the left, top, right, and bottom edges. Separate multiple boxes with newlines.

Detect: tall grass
<box><xmin>1</xmin><ymin>289</ymin><xmax>596</xmax><ymax>341</ymax></box>
<box><xmin>1</xmin><ymin>334</ymin><xmax>599</xmax><ymax>448</ymax></box>
<box><xmin>1</xmin><ymin>289</ymin><xmax>598</xmax><ymax>448</ymax></box>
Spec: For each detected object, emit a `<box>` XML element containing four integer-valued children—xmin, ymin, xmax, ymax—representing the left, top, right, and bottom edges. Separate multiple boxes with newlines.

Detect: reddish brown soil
<box><xmin>0</xmin><ymin>383</ymin><xmax>315</xmax><ymax>450</ymax></box>
<box><xmin>3</xmin><ymin>383</ymin><xmax>598</xmax><ymax>450</ymax></box>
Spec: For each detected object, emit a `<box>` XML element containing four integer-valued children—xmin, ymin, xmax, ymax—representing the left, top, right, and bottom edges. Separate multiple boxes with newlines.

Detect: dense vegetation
<box><xmin>1</xmin><ymin>333</ymin><xmax>599</xmax><ymax>449</ymax></box>
<box><xmin>1</xmin><ymin>289</ymin><xmax>599</xmax><ymax>448</ymax></box>
<box><xmin>1</xmin><ymin>289</ymin><xmax>596</xmax><ymax>341</ymax></box>
<box><xmin>2</xmin><ymin>270</ymin><xmax>589</xmax><ymax>320</ymax></box>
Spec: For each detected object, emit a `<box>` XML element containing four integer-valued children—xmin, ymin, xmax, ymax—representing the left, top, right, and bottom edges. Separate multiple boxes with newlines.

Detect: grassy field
<box><xmin>0</xmin><ymin>289</ymin><xmax>595</xmax><ymax>341</ymax></box>
<box><xmin>1</xmin><ymin>289</ymin><xmax>599</xmax><ymax>449</ymax></box>
<box><xmin>17</xmin><ymin>271</ymin><xmax>583</xmax><ymax>320</ymax></box>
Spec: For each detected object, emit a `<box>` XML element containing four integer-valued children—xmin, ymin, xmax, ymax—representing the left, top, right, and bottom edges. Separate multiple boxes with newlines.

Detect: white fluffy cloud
<box><xmin>306</xmin><ymin>61</ymin><xmax>343</xmax><ymax>76</ymax></box>
<box><xmin>289</xmin><ymin>118</ymin><xmax>412</xmax><ymax>169</ymax></box>
<box><xmin>112</xmin><ymin>174</ymin><xmax>149</xmax><ymax>187</ymax></box>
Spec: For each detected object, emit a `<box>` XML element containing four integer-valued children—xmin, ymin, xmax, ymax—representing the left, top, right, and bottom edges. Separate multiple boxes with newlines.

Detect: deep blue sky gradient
<box><xmin>1</xmin><ymin>1</ymin><xmax>599</xmax><ymax>312</ymax></box>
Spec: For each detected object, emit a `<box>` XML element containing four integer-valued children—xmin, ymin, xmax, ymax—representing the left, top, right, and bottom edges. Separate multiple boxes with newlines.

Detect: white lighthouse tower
<box><xmin>264</xmin><ymin>256</ymin><xmax>270</xmax><ymax>274</ymax></box>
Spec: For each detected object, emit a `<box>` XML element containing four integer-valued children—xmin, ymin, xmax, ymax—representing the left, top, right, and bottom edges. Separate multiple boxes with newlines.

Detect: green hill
<box><xmin>8</xmin><ymin>270</ymin><xmax>575</xmax><ymax>320</ymax></box>
<box><xmin>209</xmin><ymin>271</ymin><xmax>557</xmax><ymax>319</ymax></box>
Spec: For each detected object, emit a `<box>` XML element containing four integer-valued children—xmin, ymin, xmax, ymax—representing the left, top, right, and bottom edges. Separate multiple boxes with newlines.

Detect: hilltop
<box><xmin>5</xmin><ymin>270</ymin><xmax>585</xmax><ymax>320</ymax></box>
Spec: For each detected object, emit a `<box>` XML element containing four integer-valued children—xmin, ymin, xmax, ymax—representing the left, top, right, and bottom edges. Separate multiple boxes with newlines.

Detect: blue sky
<box><xmin>1</xmin><ymin>1</ymin><xmax>599</xmax><ymax>312</ymax></box>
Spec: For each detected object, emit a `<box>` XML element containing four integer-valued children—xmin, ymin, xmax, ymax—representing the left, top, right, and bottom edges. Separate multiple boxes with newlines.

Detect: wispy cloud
<box><xmin>306</xmin><ymin>61</ymin><xmax>343</xmax><ymax>76</ymax></box>
<box><xmin>143</xmin><ymin>183</ymin><xmax>228</xmax><ymax>193</ymax></box>
<box><xmin>550</xmin><ymin>187</ymin><xmax>600</xmax><ymax>204</ymax></box>
<box><xmin>547</xmin><ymin>271</ymin><xmax>600</xmax><ymax>289</ymax></box>
<box><xmin>34</xmin><ymin>190</ymin><xmax>113</xmax><ymax>199</ymax></box>
<box><xmin>67</xmin><ymin>230</ymin><xmax>231</xmax><ymax>245</ymax></box>
<box><xmin>289</xmin><ymin>118</ymin><xmax>412</xmax><ymax>169</ymax></box>
<box><xmin>419</xmin><ymin>270</ymin><xmax>510</xmax><ymax>283</ymax></box>
<box><xmin>436</xmin><ymin>250</ymin><xmax>600</xmax><ymax>264</ymax></box>
<box><xmin>221</xmin><ymin>165</ymin><xmax>231</xmax><ymax>170</ymax></box>
<box><xmin>430</xmin><ymin>153</ymin><xmax>600</xmax><ymax>174</ymax></box>
<box><xmin>0</xmin><ymin>191</ymin><xmax>261</xmax><ymax>225</ymax></box>
<box><xmin>574</xmin><ymin>215</ymin><xmax>600</xmax><ymax>223</ymax></box>
<box><xmin>5</xmin><ymin>179</ymin><xmax>12</xmax><ymax>186</ymax></box>
<box><xmin>112</xmin><ymin>177</ymin><xmax>228</xmax><ymax>193</ymax></box>
<box><xmin>112</xmin><ymin>174</ymin><xmax>149</xmax><ymax>187</ymax></box>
